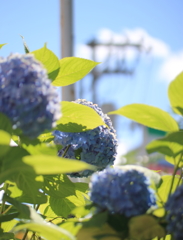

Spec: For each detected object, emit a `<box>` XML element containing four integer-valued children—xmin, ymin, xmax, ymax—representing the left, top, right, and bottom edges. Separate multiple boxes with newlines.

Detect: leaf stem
<box><xmin>61</xmin><ymin>145</ymin><xmax>70</xmax><ymax>157</ymax></box>
<box><xmin>168</xmin><ymin>152</ymin><xmax>183</xmax><ymax>198</ymax></box>
<box><xmin>0</xmin><ymin>183</ymin><xmax>9</xmax><ymax>228</ymax></box>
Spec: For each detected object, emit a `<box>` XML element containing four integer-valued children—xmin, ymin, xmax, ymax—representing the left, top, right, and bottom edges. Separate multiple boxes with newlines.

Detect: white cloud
<box><xmin>123</xmin><ymin>28</ymin><xmax>170</xmax><ymax>58</ymax></box>
<box><xmin>159</xmin><ymin>51</ymin><xmax>183</xmax><ymax>82</ymax></box>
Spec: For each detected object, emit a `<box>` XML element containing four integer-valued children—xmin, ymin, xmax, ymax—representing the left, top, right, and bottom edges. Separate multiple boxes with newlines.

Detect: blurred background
<box><xmin>1</xmin><ymin>0</ymin><xmax>183</xmax><ymax>172</ymax></box>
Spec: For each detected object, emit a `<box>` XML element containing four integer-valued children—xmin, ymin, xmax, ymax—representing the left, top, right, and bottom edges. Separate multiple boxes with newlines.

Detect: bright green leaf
<box><xmin>108</xmin><ymin>104</ymin><xmax>178</xmax><ymax>132</ymax></box>
<box><xmin>14</xmin><ymin>221</ymin><xmax>75</xmax><ymax>240</ymax></box>
<box><xmin>146</xmin><ymin>131</ymin><xmax>183</xmax><ymax>158</ymax></box>
<box><xmin>52</xmin><ymin>57</ymin><xmax>100</xmax><ymax>86</ymax></box>
<box><xmin>43</xmin><ymin>174</ymin><xmax>76</xmax><ymax>198</ymax></box>
<box><xmin>22</xmin><ymin>142</ymin><xmax>57</xmax><ymax>156</ymax></box>
<box><xmin>158</xmin><ymin>175</ymin><xmax>182</xmax><ymax>203</ymax></box>
<box><xmin>22</xmin><ymin>155</ymin><xmax>96</xmax><ymax>175</ymax></box>
<box><xmin>31</xmin><ymin>45</ymin><xmax>60</xmax><ymax>81</ymax></box>
<box><xmin>57</xmin><ymin>101</ymin><xmax>106</xmax><ymax>132</ymax></box>
<box><xmin>0</xmin><ymin>130</ymin><xmax>11</xmax><ymax>158</ymax></box>
<box><xmin>0</xmin><ymin>44</ymin><xmax>7</xmax><ymax>50</ymax></box>
<box><xmin>0</xmin><ymin>147</ymin><xmax>44</xmax><ymax>202</ymax></box>
<box><xmin>1</xmin><ymin>219</ymin><xmax>18</xmax><ymax>232</ymax></box>
<box><xmin>8</xmin><ymin>183</ymin><xmax>47</xmax><ymax>205</ymax></box>
<box><xmin>168</xmin><ymin>71</ymin><xmax>183</xmax><ymax>115</ymax></box>
<box><xmin>165</xmin><ymin>152</ymin><xmax>183</xmax><ymax>167</ymax></box>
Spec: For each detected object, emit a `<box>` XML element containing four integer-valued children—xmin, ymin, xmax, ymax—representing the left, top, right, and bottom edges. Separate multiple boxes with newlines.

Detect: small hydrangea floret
<box><xmin>0</xmin><ymin>53</ymin><xmax>61</xmax><ymax>138</ymax></box>
<box><xmin>89</xmin><ymin>168</ymin><xmax>156</xmax><ymax>217</ymax></box>
<box><xmin>165</xmin><ymin>185</ymin><xmax>183</xmax><ymax>240</ymax></box>
<box><xmin>53</xmin><ymin>99</ymin><xmax>118</xmax><ymax>177</ymax></box>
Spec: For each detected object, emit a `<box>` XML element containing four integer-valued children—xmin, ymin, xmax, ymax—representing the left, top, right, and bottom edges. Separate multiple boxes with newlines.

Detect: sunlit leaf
<box><xmin>0</xmin><ymin>43</ymin><xmax>7</xmax><ymax>50</ymax></box>
<box><xmin>146</xmin><ymin>131</ymin><xmax>183</xmax><ymax>158</ymax></box>
<box><xmin>108</xmin><ymin>104</ymin><xmax>178</xmax><ymax>132</ymax></box>
<box><xmin>168</xmin><ymin>71</ymin><xmax>183</xmax><ymax>115</ymax></box>
<box><xmin>0</xmin><ymin>130</ymin><xmax>11</xmax><ymax>158</ymax></box>
<box><xmin>0</xmin><ymin>147</ymin><xmax>44</xmax><ymax>202</ymax></box>
<box><xmin>22</xmin><ymin>155</ymin><xmax>96</xmax><ymax>175</ymax></box>
<box><xmin>31</xmin><ymin>44</ymin><xmax>60</xmax><ymax>81</ymax></box>
<box><xmin>158</xmin><ymin>175</ymin><xmax>182</xmax><ymax>203</ymax></box>
<box><xmin>14</xmin><ymin>221</ymin><xmax>75</xmax><ymax>240</ymax></box>
<box><xmin>57</xmin><ymin>101</ymin><xmax>106</xmax><ymax>132</ymax></box>
<box><xmin>52</xmin><ymin>57</ymin><xmax>100</xmax><ymax>86</ymax></box>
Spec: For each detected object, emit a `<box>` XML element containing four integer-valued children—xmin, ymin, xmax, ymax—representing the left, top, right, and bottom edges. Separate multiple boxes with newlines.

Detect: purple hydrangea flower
<box><xmin>89</xmin><ymin>168</ymin><xmax>156</xmax><ymax>217</ymax></box>
<box><xmin>0</xmin><ymin>53</ymin><xmax>61</xmax><ymax>138</ymax></box>
<box><xmin>53</xmin><ymin>99</ymin><xmax>118</xmax><ymax>177</ymax></box>
<box><xmin>165</xmin><ymin>185</ymin><xmax>183</xmax><ymax>240</ymax></box>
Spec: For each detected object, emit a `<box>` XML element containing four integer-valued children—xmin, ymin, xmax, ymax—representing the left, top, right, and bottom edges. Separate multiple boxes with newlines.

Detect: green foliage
<box><xmin>0</xmin><ymin>44</ymin><xmax>7</xmax><ymax>50</ymax></box>
<box><xmin>0</xmin><ymin>41</ymin><xmax>183</xmax><ymax>240</ymax></box>
<box><xmin>168</xmin><ymin>71</ymin><xmax>183</xmax><ymax>115</ymax></box>
<box><xmin>22</xmin><ymin>155</ymin><xmax>96</xmax><ymax>175</ymax></box>
<box><xmin>52</xmin><ymin>57</ymin><xmax>100</xmax><ymax>86</ymax></box>
<box><xmin>108</xmin><ymin>103</ymin><xmax>178</xmax><ymax>132</ymax></box>
<box><xmin>31</xmin><ymin>44</ymin><xmax>60</xmax><ymax>81</ymax></box>
<box><xmin>57</xmin><ymin>101</ymin><xmax>106</xmax><ymax>132</ymax></box>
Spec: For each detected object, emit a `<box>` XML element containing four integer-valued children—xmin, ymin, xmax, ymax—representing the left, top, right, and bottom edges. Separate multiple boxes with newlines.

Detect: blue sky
<box><xmin>1</xmin><ymin>0</ymin><xmax>183</xmax><ymax>152</ymax></box>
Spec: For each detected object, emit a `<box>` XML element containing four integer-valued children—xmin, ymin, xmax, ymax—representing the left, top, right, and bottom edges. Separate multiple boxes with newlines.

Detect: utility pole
<box><xmin>60</xmin><ymin>0</ymin><xmax>75</xmax><ymax>101</ymax></box>
<box><xmin>85</xmin><ymin>39</ymin><xmax>147</xmax><ymax>103</ymax></box>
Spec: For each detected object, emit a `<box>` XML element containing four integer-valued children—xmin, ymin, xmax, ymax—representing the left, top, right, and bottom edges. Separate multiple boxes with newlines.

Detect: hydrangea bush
<box><xmin>53</xmin><ymin>99</ymin><xmax>118</xmax><ymax>177</ymax></box>
<box><xmin>0</xmin><ymin>41</ymin><xmax>182</xmax><ymax>240</ymax></box>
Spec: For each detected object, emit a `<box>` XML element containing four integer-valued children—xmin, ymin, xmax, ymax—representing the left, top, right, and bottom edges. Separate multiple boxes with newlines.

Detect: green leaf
<box><xmin>22</xmin><ymin>142</ymin><xmax>57</xmax><ymax>156</ymax></box>
<box><xmin>0</xmin><ymin>232</ymin><xmax>15</xmax><ymax>240</ymax></box>
<box><xmin>52</xmin><ymin>57</ymin><xmax>100</xmax><ymax>86</ymax></box>
<box><xmin>8</xmin><ymin>183</ymin><xmax>47</xmax><ymax>205</ymax></box>
<box><xmin>82</xmin><ymin>212</ymin><xmax>108</xmax><ymax>228</ymax></box>
<box><xmin>129</xmin><ymin>215</ymin><xmax>166</xmax><ymax>240</ymax></box>
<box><xmin>22</xmin><ymin>155</ymin><xmax>96</xmax><ymax>175</ymax></box>
<box><xmin>1</xmin><ymin>219</ymin><xmax>18</xmax><ymax>232</ymax></box>
<box><xmin>0</xmin><ymin>212</ymin><xmax>19</xmax><ymax>223</ymax></box>
<box><xmin>43</xmin><ymin>174</ymin><xmax>76</xmax><ymax>198</ymax></box>
<box><xmin>0</xmin><ymin>43</ymin><xmax>7</xmax><ymax>50</ymax></box>
<box><xmin>0</xmin><ymin>130</ymin><xmax>11</xmax><ymax>158</ymax></box>
<box><xmin>57</xmin><ymin>101</ymin><xmax>106</xmax><ymax>132</ymax></box>
<box><xmin>14</xmin><ymin>221</ymin><xmax>75</xmax><ymax>240</ymax></box>
<box><xmin>108</xmin><ymin>104</ymin><xmax>179</xmax><ymax>132</ymax></box>
<box><xmin>158</xmin><ymin>175</ymin><xmax>182</xmax><ymax>203</ymax></box>
<box><xmin>0</xmin><ymin>147</ymin><xmax>44</xmax><ymax>202</ymax></box>
<box><xmin>31</xmin><ymin>44</ymin><xmax>60</xmax><ymax>81</ymax></box>
<box><xmin>146</xmin><ymin>131</ymin><xmax>183</xmax><ymax>158</ymax></box>
<box><xmin>3</xmin><ymin>194</ymin><xmax>31</xmax><ymax>219</ymax></box>
<box><xmin>0</xmin><ymin>113</ymin><xmax>12</xmax><ymax>135</ymax></box>
<box><xmin>165</xmin><ymin>153</ymin><xmax>183</xmax><ymax>167</ymax></box>
<box><xmin>20</xmin><ymin>35</ymin><xmax>30</xmax><ymax>53</ymax></box>
<box><xmin>168</xmin><ymin>71</ymin><xmax>183</xmax><ymax>115</ymax></box>
<box><xmin>115</xmin><ymin>165</ymin><xmax>161</xmax><ymax>186</ymax></box>
<box><xmin>38</xmin><ymin>132</ymin><xmax>54</xmax><ymax>143</ymax></box>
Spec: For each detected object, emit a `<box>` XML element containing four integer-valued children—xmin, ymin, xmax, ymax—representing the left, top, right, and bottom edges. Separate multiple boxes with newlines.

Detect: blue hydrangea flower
<box><xmin>0</xmin><ymin>53</ymin><xmax>61</xmax><ymax>139</ymax></box>
<box><xmin>53</xmin><ymin>99</ymin><xmax>118</xmax><ymax>178</ymax></box>
<box><xmin>89</xmin><ymin>168</ymin><xmax>156</xmax><ymax>217</ymax></box>
<box><xmin>165</xmin><ymin>185</ymin><xmax>183</xmax><ymax>240</ymax></box>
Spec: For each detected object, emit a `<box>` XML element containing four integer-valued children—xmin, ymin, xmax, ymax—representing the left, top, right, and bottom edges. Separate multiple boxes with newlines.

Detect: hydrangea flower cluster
<box><xmin>165</xmin><ymin>185</ymin><xmax>183</xmax><ymax>240</ymax></box>
<box><xmin>0</xmin><ymin>53</ymin><xmax>61</xmax><ymax>138</ymax></box>
<box><xmin>89</xmin><ymin>168</ymin><xmax>156</xmax><ymax>217</ymax></box>
<box><xmin>53</xmin><ymin>99</ymin><xmax>118</xmax><ymax>177</ymax></box>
